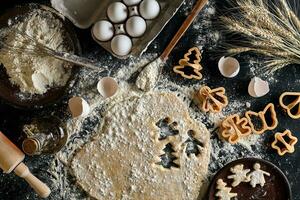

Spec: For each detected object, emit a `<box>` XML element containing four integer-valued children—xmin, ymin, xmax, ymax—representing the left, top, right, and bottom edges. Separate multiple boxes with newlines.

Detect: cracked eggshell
<box><xmin>123</xmin><ymin>0</ymin><xmax>142</xmax><ymax>6</ymax></box>
<box><xmin>139</xmin><ymin>0</ymin><xmax>160</xmax><ymax>20</ymax></box>
<box><xmin>68</xmin><ymin>97</ymin><xmax>90</xmax><ymax>118</ymax></box>
<box><xmin>111</xmin><ymin>34</ymin><xmax>132</xmax><ymax>56</ymax></box>
<box><xmin>126</xmin><ymin>16</ymin><xmax>146</xmax><ymax>37</ymax></box>
<box><xmin>92</xmin><ymin>20</ymin><xmax>114</xmax><ymax>42</ymax></box>
<box><xmin>97</xmin><ymin>77</ymin><xmax>118</xmax><ymax>98</ymax></box>
<box><xmin>218</xmin><ymin>56</ymin><xmax>240</xmax><ymax>78</ymax></box>
<box><xmin>107</xmin><ymin>2</ymin><xmax>128</xmax><ymax>23</ymax></box>
<box><xmin>248</xmin><ymin>77</ymin><xmax>270</xmax><ymax>98</ymax></box>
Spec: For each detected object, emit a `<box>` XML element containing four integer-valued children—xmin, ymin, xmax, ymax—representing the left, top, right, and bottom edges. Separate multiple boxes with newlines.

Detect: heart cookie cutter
<box><xmin>195</xmin><ymin>86</ymin><xmax>228</xmax><ymax>113</ymax></box>
<box><xmin>271</xmin><ymin>130</ymin><xmax>298</xmax><ymax>156</ymax></box>
<box><xmin>245</xmin><ymin>103</ymin><xmax>278</xmax><ymax>135</ymax></box>
<box><xmin>173</xmin><ymin>47</ymin><xmax>203</xmax><ymax>80</ymax></box>
<box><xmin>279</xmin><ymin>92</ymin><xmax>300</xmax><ymax>119</ymax></box>
<box><xmin>220</xmin><ymin>114</ymin><xmax>252</xmax><ymax>144</ymax></box>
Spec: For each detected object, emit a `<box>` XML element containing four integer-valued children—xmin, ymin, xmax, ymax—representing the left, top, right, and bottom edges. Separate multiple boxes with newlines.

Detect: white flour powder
<box><xmin>0</xmin><ymin>9</ymin><xmax>72</xmax><ymax>95</ymax></box>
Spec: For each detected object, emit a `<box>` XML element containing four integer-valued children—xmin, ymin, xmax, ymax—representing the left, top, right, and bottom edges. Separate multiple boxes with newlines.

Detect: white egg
<box><xmin>92</xmin><ymin>20</ymin><xmax>114</xmax><ymax>42</ymax></box>
<box><xmin>68</xmin><ymin>97</ymin><xmax>90</xmax><ymax>118</ymax></box>
<box><xmin>107</xmin><ymin>2</ymin><xmax>128</xmax><ymax>23</ymax></box>
<box><xmin>123</xmin><ymin>0</ymin><xmax>141</xmax><ymax>6</ymax></box>
<box><xmin>111</xmin><ymin>35</ymin><xmax>132</xmax><ymax>56</ymax></box>
<box><xmin>139</xmin><ymin>0</ymin><xmax>160</xmax><ymax>20</ymax></box>
<box><xmin>126</xmin><ymin>16</ymin><xmax>146</xmax><ymax>37</ymax></box>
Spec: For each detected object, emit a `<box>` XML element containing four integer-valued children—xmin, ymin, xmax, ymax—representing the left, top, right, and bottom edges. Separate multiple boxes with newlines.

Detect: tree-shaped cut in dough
<box><xmin>156</xmin><ymin>143</ymin><xmax>179</xmax><ymax>169</ymax></box>
<box><xmin>227</xmin><ymin>164</ymin><xmax>251</xmax><ymax>187</ymax></box>
<box><xmin>155</xmin><ymin>117</ymin><xmax>179</xmax><ymax>140</ymax></box>
<box><xmin>215</xmin><ymin>179</ymin><xmax>237</xmax><ymax>200</ymax></box>
<box><xmin>184</xmin><ymin>130</ymin><xmax>204</xmax><ymax>157</ymax></box>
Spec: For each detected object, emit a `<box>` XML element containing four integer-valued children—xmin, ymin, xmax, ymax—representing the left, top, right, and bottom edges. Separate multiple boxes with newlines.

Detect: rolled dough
<box><xmin>71</xmin><ymin>92</ymin><xmax>211</xmax><ymax>200</ymax></box>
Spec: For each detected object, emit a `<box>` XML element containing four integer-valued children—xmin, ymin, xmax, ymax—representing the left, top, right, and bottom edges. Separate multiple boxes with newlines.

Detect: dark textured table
<box><xmin>0</xmin><ymin>0</ymin><xmax>299</xmax><ymax>200</ymax></box>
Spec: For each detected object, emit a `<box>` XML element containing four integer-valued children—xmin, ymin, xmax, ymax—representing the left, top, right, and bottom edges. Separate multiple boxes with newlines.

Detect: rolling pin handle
<box><xmin>14</xmin><ymin>162</ymin><xmax>51</xmax><ymax>198</ymax></box>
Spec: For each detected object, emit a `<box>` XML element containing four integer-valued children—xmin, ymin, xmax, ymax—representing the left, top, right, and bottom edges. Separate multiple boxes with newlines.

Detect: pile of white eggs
<box><xmin>92</xmin><ymin>0</ymin><xmax>161</xmax><ymax>57</ymax></box>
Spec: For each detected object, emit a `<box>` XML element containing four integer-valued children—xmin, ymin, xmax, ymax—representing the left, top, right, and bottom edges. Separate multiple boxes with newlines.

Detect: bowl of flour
<box><xmin>0</xmin><ymin>4</ymin><xmax>80</xmax><ymax>109</ymax></box>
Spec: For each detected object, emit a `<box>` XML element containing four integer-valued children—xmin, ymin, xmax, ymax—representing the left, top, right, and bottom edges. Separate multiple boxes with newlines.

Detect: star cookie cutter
<box><xmin>271</xmin><ymin>130</ymin><xmax>298</xmax><ymax>156</ymax></box>
<box><xmin>173</xmin><ymin>47</ymin><xmax>203</xmax><ymax>80</ymax></box>
<box><xmin>220</xmin><ymin>114</ymin><xmax>252</xmax><ymax>144</ymax></box>
<box><xmin>279</xmin><ymin>92</ymin><xmax>300</xmax><ymax>119</ymax></box>
<box><xmin>195</xmin><ymin>86</ymin><xmax>228</xmax><ymax>113</ymax></box>
<box><xmin>245</xmin><ymin>103</ymin><xmax>278</xmax><ymax>135</ymax></box>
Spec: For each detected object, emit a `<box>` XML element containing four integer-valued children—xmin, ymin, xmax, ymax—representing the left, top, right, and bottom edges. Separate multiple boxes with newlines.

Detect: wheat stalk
<box><xmin>221</xmin><ymin>0</ymin><xmax>300</xmax><ymax>72</ymax></box>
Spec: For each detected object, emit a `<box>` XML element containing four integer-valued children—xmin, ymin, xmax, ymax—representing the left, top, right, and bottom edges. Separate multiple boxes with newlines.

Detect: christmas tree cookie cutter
<box><xmin>173</xmin><ymin>47</ymin><xmax>203</xmax><ymax>80</ymax></box>
<box><xmin>194</xmin><ymin>86</ymin><xmax>228</xmax><ymax>113</ymax></box>
<box><xmin>279</xmin><ymin>92</ymin><xmax>300</xmax><ymax>119</ymax></box>
<box><xmin>220</xmin><ymin>114</ymin><xmax>252</xmax><ymax>144</ymax></box>
<box><xmin>271</xmin><ymin>130</ymin><xmax>298</xmax><ymax>156</ymax></box>
<box><xmin>245</xmin><ymin>103</ymin><xmax>278</xmax><ymax>135</ymax></box>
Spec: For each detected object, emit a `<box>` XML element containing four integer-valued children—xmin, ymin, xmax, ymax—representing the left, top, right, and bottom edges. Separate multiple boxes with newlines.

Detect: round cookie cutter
<box><xmin>207</xmin><ymin>158</ymin><xmax>292</xmax><ymax>200</ymax></box>
<box><xmin>0</xmin><ymin>3</ymin><xmax>81</xmax><ymax>109</ymax></box>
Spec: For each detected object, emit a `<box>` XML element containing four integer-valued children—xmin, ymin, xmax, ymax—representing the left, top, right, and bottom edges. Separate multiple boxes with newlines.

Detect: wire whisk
<box><xmin>0</xmin><ymin>29</ymin><xmax>106</xmax><ymax>71</ymax></box>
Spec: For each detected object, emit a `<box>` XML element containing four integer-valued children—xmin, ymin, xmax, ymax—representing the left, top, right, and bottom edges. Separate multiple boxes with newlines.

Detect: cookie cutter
<box><xmin>271</xmin><ymin>130</ymin><xmax>298</xmax><ymax>156</ymax></box>
<box><xmin>173</xmin><ymin>47</ymin><xmax>203</xmax><ymax>80</ymax></box>
<box><xmin>279</xmin><ymin>92</ymin><xmax>300</xmax><ymax>119</ymax></box>
<box><xmin>220</xmin><ymin>114</ymin><xmax>252</xmax><ymax>144</ymax></box>
<box><xmin>194</xmin><ymin>86</ymin><xmax>228</xmax><ymax>113</ymax></box>
<box><xmin>245</xmin><ymin>103</ymin><xmax>278</xmax><ymax>135</ymax></box>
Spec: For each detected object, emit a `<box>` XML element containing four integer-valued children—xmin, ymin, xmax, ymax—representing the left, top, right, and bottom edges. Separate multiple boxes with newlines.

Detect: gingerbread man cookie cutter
<box><xmin>220</xmin><ymin>114</ymin><xmax>252</xmax><ymax>144</ymax></box>
<box><xmin>279</xmin><ymin>92</ymin><xmax>300</xmax><ymax>119</ymax></box>
<box><xmin>245</xmin><ymin>103</ymin><xmax>278</xmax><ymax>135</ymax></box>
<box><xmin>195</xmin><ymin>86</ymin><xmax>228</xmax><ymax>113</ymax></box>
<box><xmin>271</xmin><ymin>130</ymin><xmax>298</xmax><ymax>156</ymax></box>
<box><xmin>173</xmin><ymin>47</ymin><xmax>203</xmax><ymax>80</ymax></box>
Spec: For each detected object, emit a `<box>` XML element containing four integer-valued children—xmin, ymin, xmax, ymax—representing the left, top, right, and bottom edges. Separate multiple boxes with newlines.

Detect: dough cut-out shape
<box><xmin>245</xmin><ymin>103</ymin><xmax>278</xmax><ymax>135</ymax></box>
<box><xmin>155</xmin><ymin>117</ymin><xmax>179</xmax><ymax>141</ymax></box>
<box><xmin>155</xmin><ymin>143</ymin><xmax>180</xmax><ymax>169</ymax></box>
<box><xmin>227</xmin><ymin>164</ymin><xmax>251</xmax><ymax>187</ymax></box>
<box><xmin>247</xmin><ymin>163</ymin><xmax>270</xmax><ymax>188</ymax></box>
<box><xmin>183</xmin><ymin>130</ymin><xmax>204</xmax><ymax>157</ymax></box>
<box><xmin>279</xmin><ymin>92</ymin><xmax>300</xmax><ymax>119</ymax></box>
<box><xmin>173</xmin><ymin>47</ymin><xmax>203</xmax><ymax>80</ymax></box>
<box><xmin>195</xmin><ymin>86</ymin><xmax>228</xmax><ymax>113</ymax></box>
<box><xmin>271</xmin><ymin>130</ymin><xmax>298</xmax><ymax>156</ymax></box>
<box><xmin>220</xmin><ymin>114</ymin><xmax>252</xmax><ymax>144</ymax></box>
<box><xmin>215</xmin><ymin>179</ymin><xmax>237</xmax><ymax>200</ymax></box>
<box><xmin>71</xmin><ymin>92</ymin><xmax>211</xmax><ymax>200</ymax></box>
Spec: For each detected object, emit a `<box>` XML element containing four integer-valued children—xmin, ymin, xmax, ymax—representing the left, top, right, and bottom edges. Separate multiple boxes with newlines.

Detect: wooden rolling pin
<box><xmin>0</xmin><ymin>131</ymin><xmax>51</xmax><ymax>198</ymax></box>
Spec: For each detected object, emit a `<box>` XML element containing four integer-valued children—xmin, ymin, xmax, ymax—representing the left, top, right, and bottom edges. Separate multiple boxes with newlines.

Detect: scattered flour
<box><xmin>36</xmin><ymin>1</ymin><xmax>270</xmax><ymax>199</ymax></box>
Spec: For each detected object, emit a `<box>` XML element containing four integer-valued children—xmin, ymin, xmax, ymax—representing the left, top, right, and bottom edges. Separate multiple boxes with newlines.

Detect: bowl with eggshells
<box><xmin>0</xmin><ymin>3</ymin><xmax>81</xmax><ymax>109</ymax></box>
<box><xmin>51</xmin><ymin>0</ymin><xmax>185</xmax><ymax>59</ymax></box>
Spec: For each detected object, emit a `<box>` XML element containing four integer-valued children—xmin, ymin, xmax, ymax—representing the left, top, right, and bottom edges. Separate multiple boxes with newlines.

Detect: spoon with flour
<box><xmin>136</xmin><ymin>0</ymin><xmax>209</xmax><ymax>91</ymax></box>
